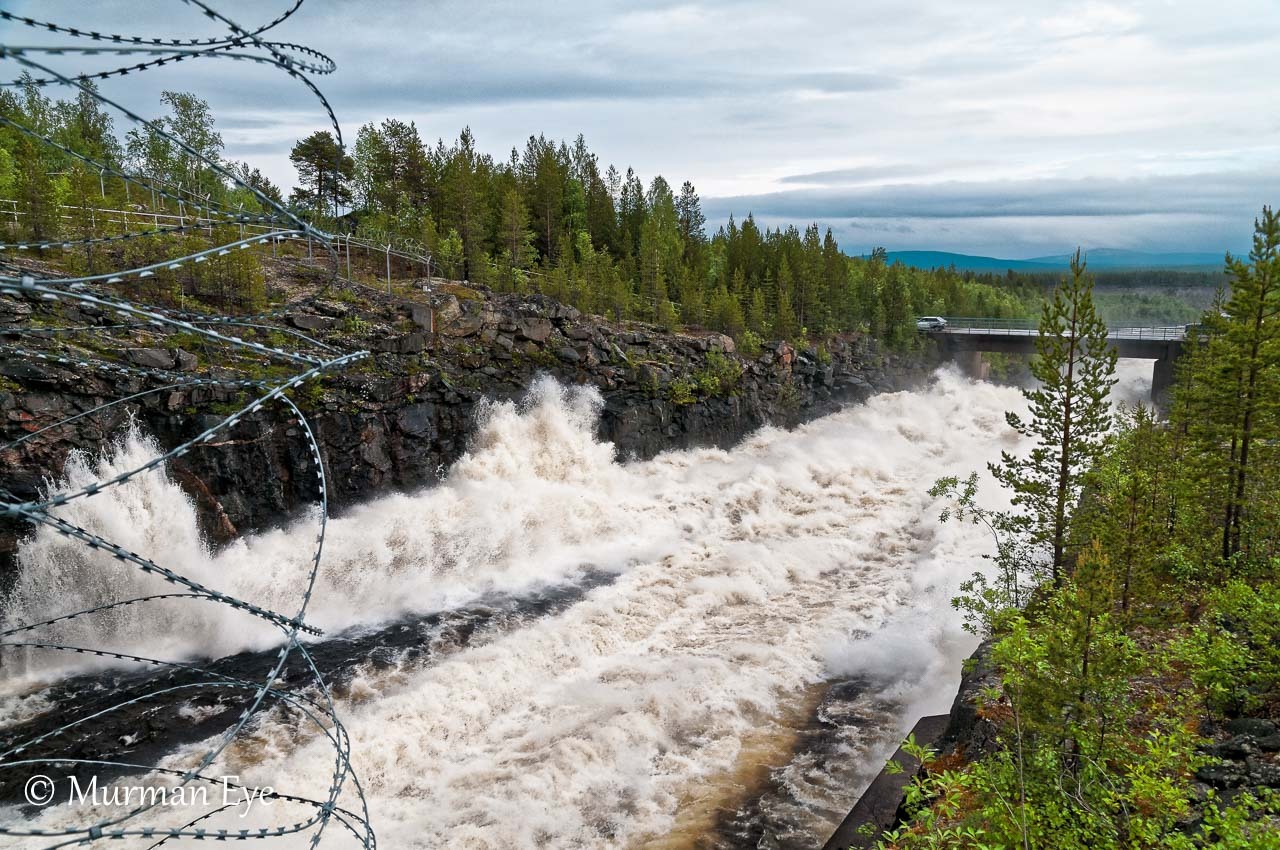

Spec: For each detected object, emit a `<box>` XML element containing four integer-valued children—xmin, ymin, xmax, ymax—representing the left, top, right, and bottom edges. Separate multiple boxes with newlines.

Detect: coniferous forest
<box><xmin>3</xmin><ymin>75</ymin><xmax>1279</xmax><ymax>849</ymax></box>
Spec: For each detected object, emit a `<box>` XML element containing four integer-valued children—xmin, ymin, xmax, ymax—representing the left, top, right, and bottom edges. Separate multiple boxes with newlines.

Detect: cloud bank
<box><xmin>4</xmin><ymin>0</ymin><xmax>1277</xmax><ymax>256</ymax></box>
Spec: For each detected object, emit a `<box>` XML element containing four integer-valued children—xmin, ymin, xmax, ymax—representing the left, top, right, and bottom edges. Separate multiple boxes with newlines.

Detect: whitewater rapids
<box><xmin>1</xmin><ymin>365</ymin><xmax>1136</xmax><ymax>848</ymax></box>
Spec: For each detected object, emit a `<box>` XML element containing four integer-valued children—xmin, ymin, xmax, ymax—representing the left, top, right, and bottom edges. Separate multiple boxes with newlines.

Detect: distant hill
<box><xmin>879</xmin><ymin>248</ymin><xmax>1226</xmax><ymax>273</ymax></box>
<box><xmin>878</xmin><ymin>251</ymin><xmax>1059</xmax><ymax>272</ymax></box>
<box><xmin>1025</xmin><ymin>248</ymin><xmax>1225</xmax><ymax>270</ymax></box>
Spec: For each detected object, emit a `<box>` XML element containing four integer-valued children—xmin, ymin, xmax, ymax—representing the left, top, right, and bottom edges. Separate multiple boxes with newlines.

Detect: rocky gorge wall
<box><xmin>0</xmin><ymin>283</ymin><xmax>941</xmax><ymax>585</ymax></box>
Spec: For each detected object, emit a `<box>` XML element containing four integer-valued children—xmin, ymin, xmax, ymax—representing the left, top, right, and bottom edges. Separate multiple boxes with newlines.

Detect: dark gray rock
<box><xmin>409</xmin><ymin>304</ymin><xmax>434</xmax><ymax>330</ymax></box>
<box><xmin>126</xmin><ymin>348</ymin><xmax>175</xmax><ymax>370</ymax></box>
<box><xmin>1246</xmin><ymin>759</ymin><xmax>1280</xmax><ymax>788</ymax></box>
<box><xmin>173</xmin><ymin>349</ymin><xmax>198</xmax><ymax>371</ymax></box>
<box><xmin>0</xmin><ymin>288</ymin><xmax>940</xmax><ymax>586</ymax></box>
<box><xmin>441</xmin><ymin>315</ymin><xmax>482</xmax><ymax>338</ymax></box>
<box><xmin>375</xmin><ymin>333</ymin><xmax>426</xmax><ymax>355</ymax></box>
<box><xmin>1226</xmin><ymin>718</ymin><xmax>1278</xmax><ymax>739</ymax></box>
<box><xmin>934</xmin><ymin>640</ymin><xmax>1001</xmax><ymax>762</ymax></box>
<box><xmin>516</xmin><ymin>317</ymin><xmax>553</xmax><ymax>343</ymax></box>
<box><xmin>289</xmin><ymin>314</ymin><xmax>336</xmax><ymax>332</ymax></box>
<box><xmin>1203</xmin><ymin>737</ymin><xmax>1259</xmax><ymax>760</ymax></box>
<box><xmin>1196</xmin><ymin>763</ymin><xmax>1249</xmax><ymax>789</ymax></box>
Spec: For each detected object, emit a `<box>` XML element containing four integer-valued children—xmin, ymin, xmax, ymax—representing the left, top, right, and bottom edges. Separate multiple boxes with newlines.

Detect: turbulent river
<box><xmin>0</xmin><ymin>364</ymin><xmax>1154</xmax><ymax>848</ymax></box>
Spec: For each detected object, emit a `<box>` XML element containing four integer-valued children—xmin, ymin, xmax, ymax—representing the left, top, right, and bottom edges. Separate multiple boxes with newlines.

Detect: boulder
<box><xmin>1225</xmin><ymin>718</ymin><xmax>1277</xmax><ymax>739</ymax></box>
<box><xmin>409</xmin><ymin>304</ymin><xmax>434</xmax><ymax>330</ymax></box>
<box><xmin>516</xmin><ymin>317</ymin><xmax>554</xmax><ymax>343</ymax></box>
<box><xmin>441</xmin><ymin>315</ymin><xmax>482</xmax><ymax>338</ymax></box>
<box><xmin>428</xmin><ymin>294</ymin><xmax>462</xmax><ymax>326</ymax></box>
<box><xmin>126</xmin><ymin>348</ymin><xmax>176</xmax><ymax>370</ymax></box>
<box><xmin>396</xmin><ymin>402</ymin><xmax>435</xmax><ymax>437</ymax></box>
<box><xmin>173</xmin><ymin>349</ymin><xmax>198</xmax><ymax>371</ymax></box>
<box><xmin>289</xmin><ymin>314</ymin><xmax>336</xmax><ymax>332</ymax></box>
<box><xmin>374</xmin><ymin>333</ymin><xmax>426</xmax><ymax>355</ymax></box>
<box><xmin>709</xmin><ymin>333</ymin><xmax>735</xmax><ymax>354</ymax></box>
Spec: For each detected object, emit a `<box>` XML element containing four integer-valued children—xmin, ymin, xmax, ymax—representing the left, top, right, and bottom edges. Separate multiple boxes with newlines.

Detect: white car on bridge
<box><xmin>915</xmin><ymin>316</ymin><xmax>948</xmax><ymax>331</ymax></box>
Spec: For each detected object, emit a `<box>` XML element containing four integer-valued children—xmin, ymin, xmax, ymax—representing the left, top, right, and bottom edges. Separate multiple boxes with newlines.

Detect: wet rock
<box><xmin>395</xmin><ymin>402</ymin><xmax>435</xmax><ymax>437</ymax></box>
<box><xmin>934</xmin><ymin>640</ymin><xmax>1001</xmax><ymax>763</ymax></box>
<box><xmin>1</xmin><ymin>287</ymin><xmax>940</xmax><ymax>586</ymax></box>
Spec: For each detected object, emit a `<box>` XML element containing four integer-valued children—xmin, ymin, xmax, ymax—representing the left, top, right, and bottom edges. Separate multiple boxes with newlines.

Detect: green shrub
<box><xmin>667</xmin><ymin>376</ymin><xmax>696</xmax><ymax>405</ymax></box>
<box><xmin>1180</xmin><ymin>580</ymin><xmax>1280</xmax><ymax>713</ymax></box>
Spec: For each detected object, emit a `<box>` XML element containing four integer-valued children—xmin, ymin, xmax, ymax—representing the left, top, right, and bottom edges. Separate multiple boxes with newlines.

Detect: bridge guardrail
<box><xmin>936</xmin><ymin>317</ymin><xmax>1186</xmax><ymax>341</ymax></box>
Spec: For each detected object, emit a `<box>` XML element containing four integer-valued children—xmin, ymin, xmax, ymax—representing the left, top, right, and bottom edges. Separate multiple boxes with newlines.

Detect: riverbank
<box><xmin>1</xmin><ymin>274</ymin><xmax>939</xmax><ymax>585</ymax></box>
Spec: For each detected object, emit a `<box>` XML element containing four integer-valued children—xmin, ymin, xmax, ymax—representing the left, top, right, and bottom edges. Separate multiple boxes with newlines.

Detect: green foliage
<box><xmin>666</xmin><ymin>376</ymin><xmax>696</xmax><ymax>405</ymax></box>
<box><xmin>912</xmin><ymin>215</ymin><xmax>1280</xmax><ymax>850</ymax></box>
<box><xmin>1170</xmin><ymin>208</ymin><xmax>1280</xmax><ymax>568</ymax></box>
<box><xmin>341</xmin><ymin>314</ymin><xmax>370</xmax><ymax>336</ymax></box>
<box><xmin>991</xmin><ymin>253</ymin><xmax>1118</xmax><ymax>585</ymax></box>
<box><xmin>1179</xmin><ymin>579</ymin><xmax>1280</xmax><ymax>714</ymax></box>
<box><xmin>693</xmin><ymin>351</ymin><xmax>742</xmax><ymax>397</ymax></box>
<box><xmin>289</xmin><ymin>129</ymin><xmax>353</xmax><ymax>221</ymax></box>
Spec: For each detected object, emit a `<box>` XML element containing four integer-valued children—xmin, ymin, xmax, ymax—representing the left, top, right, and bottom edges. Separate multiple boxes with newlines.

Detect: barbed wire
<box><xmin>0</xmin><ymin>2</ymin><xmax>376</xmax><ymax>847</ymax></box>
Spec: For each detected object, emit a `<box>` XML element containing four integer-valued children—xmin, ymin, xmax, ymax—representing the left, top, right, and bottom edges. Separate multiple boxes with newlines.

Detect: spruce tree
<box><xmin>992</xmin><ymin>251</ymin><xmax>1117</xmax><ymax>585</ymax></box>
<box><xmin>1173</xmin><ymin>208</ymin><xmax>1280</xmax><ymax>564</ymax></box>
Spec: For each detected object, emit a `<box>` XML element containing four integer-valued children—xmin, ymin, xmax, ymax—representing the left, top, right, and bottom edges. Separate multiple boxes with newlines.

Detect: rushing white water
<box><xmin>3</xmin><ymin>368</ymin><xmax>1031</xmax><ymax>848</ymax></box>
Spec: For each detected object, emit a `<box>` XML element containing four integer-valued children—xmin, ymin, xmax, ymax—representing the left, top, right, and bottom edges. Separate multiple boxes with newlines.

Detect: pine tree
<box><xmin>992</xmin><ymin>251</ymin><xmax>1117</xmax><ymax>585</ymax></box>
<box><xmin>288</xmin><ymin>130</ymin><xmax>353</xmax><ymax>221</ymax></box>
<box><xmin>1173</xmin><ymin>208</ymin><xmax>1280</xmax><ymax>565</ymax></box>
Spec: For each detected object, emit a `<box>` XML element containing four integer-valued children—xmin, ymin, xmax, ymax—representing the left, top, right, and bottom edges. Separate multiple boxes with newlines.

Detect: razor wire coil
<box><xmin>0</xmin><ymin>2</ymin><xmax>376</xmax><ymax>846</ymax></box>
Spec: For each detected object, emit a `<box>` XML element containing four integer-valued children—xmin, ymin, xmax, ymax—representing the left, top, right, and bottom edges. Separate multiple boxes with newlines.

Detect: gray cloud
<box><xmin>706</xmin><ymin>171</ymin><xmax>1276</xmax><ymax>221</ymax></box>
<box><xmin>5</xmin><ymin>0</ymin><xmax>1278</xmax><ymax>256</ymax></box>
<box><xmin>780</xmin><ymin>164</ymin><xmax>937</xmax><ymax>185</ymax></box>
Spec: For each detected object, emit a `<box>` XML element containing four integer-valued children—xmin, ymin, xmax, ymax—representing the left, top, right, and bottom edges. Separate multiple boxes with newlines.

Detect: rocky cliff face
<box><xmin>1</xmin><ymin>282</ymin><xmax>940</xmax><ymax>583</ymax></box>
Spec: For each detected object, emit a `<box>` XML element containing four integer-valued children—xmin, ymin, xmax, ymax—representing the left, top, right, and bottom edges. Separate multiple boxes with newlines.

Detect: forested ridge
<box><xmin>1</xmin><ymin>82</ymin><xmax>1132</xmax><ymax>351</ymax></box>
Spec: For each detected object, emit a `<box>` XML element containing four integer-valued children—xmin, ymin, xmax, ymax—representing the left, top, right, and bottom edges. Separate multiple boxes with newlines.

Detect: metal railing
<box><xmin>932</xmin><ymin>317</ymin><xmax>1187</xmax><ymax>341</ymax></box>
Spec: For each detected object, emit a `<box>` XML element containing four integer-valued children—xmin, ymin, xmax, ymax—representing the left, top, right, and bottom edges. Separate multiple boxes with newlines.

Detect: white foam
<box><xmin>3</xmin><ymin>368</ymin><xmax>1030</xmax><ymax>847</ymax></box>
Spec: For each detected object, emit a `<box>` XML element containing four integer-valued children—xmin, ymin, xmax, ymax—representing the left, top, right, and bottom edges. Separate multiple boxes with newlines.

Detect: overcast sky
<box><xmin>4</xmin><ymin>0</ymin><xmax>1278</xmax><ymax>257</ymax></box>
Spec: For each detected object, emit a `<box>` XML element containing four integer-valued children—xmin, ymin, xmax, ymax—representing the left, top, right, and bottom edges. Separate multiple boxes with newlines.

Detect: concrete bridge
<box><xmin>926</xmin><ymin>318</ymin><xmax>1187</xmax><ymax>402</ymax></box>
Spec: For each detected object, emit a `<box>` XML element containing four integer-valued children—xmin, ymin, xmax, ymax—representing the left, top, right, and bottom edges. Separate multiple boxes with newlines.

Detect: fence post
<box><xmin>345</xmin><ymin>233</ymin><xmax>351</xmax><ymax>279</ymax></box>
<box><xmin>386</xmin><ymin>243</ymin><xmax>392</xmax><ymax>294</ymax></box>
